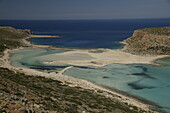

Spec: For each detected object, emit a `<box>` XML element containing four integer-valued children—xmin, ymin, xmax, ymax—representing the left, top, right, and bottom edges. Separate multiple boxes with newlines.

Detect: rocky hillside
<box><xmin>123</xmin><ymin>27</ymin><xmax>170</xmax><ymax>55</ymax></box>
<box><xmin>0</xmin><ymin>68</ymin><xmax>145</xmax><ymax>113</ymax></box>
<box><xmin>0</xmin><ymin>26</ymin><xmax>32</xmax><ymax>54</ymax></box>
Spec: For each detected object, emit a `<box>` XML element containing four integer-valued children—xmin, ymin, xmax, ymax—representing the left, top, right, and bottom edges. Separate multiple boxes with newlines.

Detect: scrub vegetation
<box><xmin>124</xmin><ymin>27</ymin><xmax>170</xmax><ymax>55</ymax></box>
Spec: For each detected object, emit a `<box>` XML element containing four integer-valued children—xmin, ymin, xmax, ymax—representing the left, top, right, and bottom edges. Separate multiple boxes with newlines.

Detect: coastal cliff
<box><xmin>123</xmin><ymin>27</ymin><xmax>170</xmax><ymax>55</ymax></box>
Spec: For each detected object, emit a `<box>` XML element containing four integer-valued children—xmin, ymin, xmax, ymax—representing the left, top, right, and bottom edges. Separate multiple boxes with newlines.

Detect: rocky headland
<box><xmin>0</xmin><ymin>26</ymin><xmax>32</xmax><ymax>54</ymax></box>
<box><xmin>122</xmin><ymin>27</ymin><xmax>170</xmax><ymax>55</ymax></box>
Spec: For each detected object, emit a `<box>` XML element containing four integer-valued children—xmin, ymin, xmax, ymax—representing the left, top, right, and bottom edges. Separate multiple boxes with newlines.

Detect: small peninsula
<box><xmin>1</xmin><ymin>26</ymin><xmax>170</xmax><ymax>113</ymax></box>
<box><xmin>123</xmin><ymin>27</ymin><xmax>170</xmax><ymax>55</ymax></box>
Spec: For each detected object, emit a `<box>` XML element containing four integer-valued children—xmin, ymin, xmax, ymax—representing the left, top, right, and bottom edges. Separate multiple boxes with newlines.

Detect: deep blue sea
<box><xmin>0</xmin><ymin>19</ymin><xmax>170</xmax><ymax>49</ymax></box>
<box><xmin>1</xmin><ymin>19</ymin><xmax>170</xmax><ymax>112</ymax></box>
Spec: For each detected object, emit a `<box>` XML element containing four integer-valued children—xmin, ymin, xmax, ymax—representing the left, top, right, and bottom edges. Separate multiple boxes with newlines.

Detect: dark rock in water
<box><xmin>102</xmin><ymin>76</ymin><xmax>109</xmax><ymax>78</ymax></box>
<box><xmin>128</xmin><ymin>82</ymin><xmax>156</xmax><ymax>90</ymax></box>
<box><xmin>129</xmin><ymin>73</ymin><xmax>156</xmax><ymax>79</ymax></box>
<box><xmin>135</xmin><ymin>66</ymin><xmax>148</xmax><ymax>72</ymax></box>
<box><xmin>142</xmin><ymin>67</ymin><xmax>148</xmax><ymax>72</ymax></box>
<box><xmin>74</xmin><ymin>66</ymin><xmax>96</xmax><ymax>69</ymax></box>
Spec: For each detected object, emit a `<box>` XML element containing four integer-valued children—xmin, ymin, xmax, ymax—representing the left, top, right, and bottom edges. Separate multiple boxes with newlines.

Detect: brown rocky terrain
<box><xmin>0</xmin><ymin>26</ymin><xmax>32</xmax><ymax>54</ymax></box>
<box><xmin>123</xmin><ymin>27</ymin><xmax>170</xmax><ymax>55</ymax></box>
<box><xmin>1</xmin><ymin>68</ymin><xmax>143</xmax><ymax>113</ymax></box>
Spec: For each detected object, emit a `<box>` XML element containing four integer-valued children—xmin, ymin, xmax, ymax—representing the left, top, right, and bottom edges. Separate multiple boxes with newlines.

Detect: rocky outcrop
<box><xmin>0</xmin><ymin>27</ymin><xmax>32</xmax><ymax>53</ymax></box>
<box><xmin>0</xmin><ymin>26</ymin><xmax>32</xmax><ymax>36</ymax></box>
<box><xmin>123</xmin><ymin>27</ymin><xmax>170</xmax><ymax>55</ymax></box>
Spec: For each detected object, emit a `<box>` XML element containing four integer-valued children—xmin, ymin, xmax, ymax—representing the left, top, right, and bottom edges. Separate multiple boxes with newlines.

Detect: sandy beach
<box><xmin>1</xmin><ymin>35</ymin><xmax>167</xmax><ymax>112</ymax></box>
<box><xmin>41</xmin><ymin>49</ymin><xmax>168</xmax><ymax>67</ymax></box>
<box><xmin>22</xmin><ymin>35</ymin><xmax>55</xmax><ymax>48</ymax></box>
<box><xmin>30</xmin><ymin>35</ymin><xmax>60</xmax><ymax>38</ymax></box>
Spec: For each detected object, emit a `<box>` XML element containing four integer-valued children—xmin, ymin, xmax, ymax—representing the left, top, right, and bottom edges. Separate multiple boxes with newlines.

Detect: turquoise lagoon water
<box><xmin>11</xmin><ymin>49</ymin><xmax>72</xmax><ymax>72</ymax></box>
<box><xmin>156</xmin><ymin>58</ymin><xmax>170</xmax><ymax>66</ymax></box>
<box><xmin>11</xmin><ymin>49</ymin><xmax>170</xmax><ymax>113</ymax></box>
<box><xmin>64</xmin><ymin>64</ymin><xmax>170</xmax><ymax>112</ymax></box>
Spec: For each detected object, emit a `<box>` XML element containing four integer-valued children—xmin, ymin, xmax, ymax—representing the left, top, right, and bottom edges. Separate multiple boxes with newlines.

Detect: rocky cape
<box><xmin>122</xmin><ymin>27</ymin><xmax>170</xmax><ymax>55</ymax></box>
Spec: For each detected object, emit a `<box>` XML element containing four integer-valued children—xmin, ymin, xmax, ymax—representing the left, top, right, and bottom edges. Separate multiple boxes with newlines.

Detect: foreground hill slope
<box><xmin>123</xmin><ymin>27</ymin><xmax>170</xmax><ymax>55</ymax></box>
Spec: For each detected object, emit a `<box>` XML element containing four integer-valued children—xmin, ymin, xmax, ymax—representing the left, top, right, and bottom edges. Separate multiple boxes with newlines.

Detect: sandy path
<box><xmin>57</xmin><ymin>66</ymin><xmax>73</xmax><ymax>75</ymax></box>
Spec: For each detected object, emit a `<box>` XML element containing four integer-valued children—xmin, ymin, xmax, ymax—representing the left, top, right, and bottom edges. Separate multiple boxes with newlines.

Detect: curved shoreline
<box><xmin>24</xmin><ymin>35</ymin><xmax>170</xmax><ymax>67</ymax></box>
<box><xmin>2</xmin><ymin>49</ymin><xmax>157</xmax><ymax>112</ymax></box>
<box><xmin>23</xmin><ymin>36</ymin><xmax>169</xmax><ymax>67</ymax></box>
<box><xmin>3</xmin><ymin>35</ymin><xmax>169</xmax><ymax>112</ymax></box>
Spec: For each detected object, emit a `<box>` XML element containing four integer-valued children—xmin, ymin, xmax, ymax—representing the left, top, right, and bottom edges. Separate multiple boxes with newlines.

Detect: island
<box><xmin>0</xmin><ymin>26</ymin><xmax>169</xmax><ymax>113</ymax></box>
